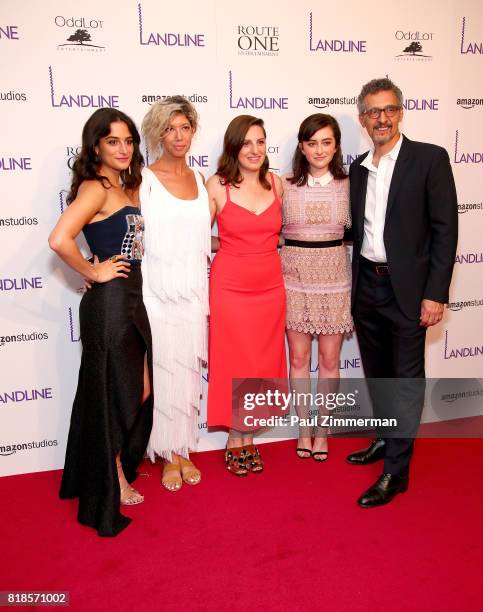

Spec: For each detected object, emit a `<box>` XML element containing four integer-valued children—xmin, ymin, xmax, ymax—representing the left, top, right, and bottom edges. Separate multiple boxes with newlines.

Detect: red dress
<box><xmin>208</xmin><ymin>173</ymin><xmax>287</xmax><ymax>429</ymax></box>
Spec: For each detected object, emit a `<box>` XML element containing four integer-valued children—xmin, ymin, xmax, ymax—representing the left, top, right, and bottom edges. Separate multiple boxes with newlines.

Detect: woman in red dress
<box><xmin>206</xmin><ymin>115</ymin><xmax>287</xmax><ymax>475</ymax></box>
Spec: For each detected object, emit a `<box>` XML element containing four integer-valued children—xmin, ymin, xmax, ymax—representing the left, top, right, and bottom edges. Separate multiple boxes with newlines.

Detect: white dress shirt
<box><xmin>307</xmin><ymin>171</ymin><xmax>333</xmax><ymax>187</ymax></box>
<box><xmin>360</xmin><ymin>134</ymin><xmax>403</xmax><ymax>262</ymax></box>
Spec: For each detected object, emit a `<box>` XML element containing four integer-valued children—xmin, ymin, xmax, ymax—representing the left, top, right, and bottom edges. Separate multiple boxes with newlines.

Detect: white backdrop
<box><xmin>1</xmin><ymin>0</ymin><xmax>482</xmax><ymax>476</ymax></box>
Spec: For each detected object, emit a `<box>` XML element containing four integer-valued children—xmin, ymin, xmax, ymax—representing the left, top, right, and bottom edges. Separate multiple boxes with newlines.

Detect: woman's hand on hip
<box><xmin>93</xmin><ymin>254</ymin><xmax>131</xmax><ymax>283</ymax></box>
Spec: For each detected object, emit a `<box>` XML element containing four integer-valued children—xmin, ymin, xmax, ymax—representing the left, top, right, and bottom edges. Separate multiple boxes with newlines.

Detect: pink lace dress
<box><xmin>281</xmin><ymin>173</ymin><xmax>353</xmax><ymax>335</ymax></box>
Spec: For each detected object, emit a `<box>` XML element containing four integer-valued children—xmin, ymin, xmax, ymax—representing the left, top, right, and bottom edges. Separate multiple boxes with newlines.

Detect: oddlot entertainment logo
<box><xmin>54</xmin><ymin>14</ymin><xmax>105</xmax><ymax>52</ymax></box>
<box><xmin>49</xmin><ymin>65</ymin><xmax>119</xmax><ymax>109</ymax></box>
<box><xmin>308</xmin><ymin>12</ymin><xmax>366</xmax><ymax>53</ymax></box>
<box><xmin>138</xmin><ymin>3</ymin><xmax>205</xmax><ymax>47</ymax></box>
<box><xmin>394</xmin><ymin>29</ymin><xmax>434</xmax><ymax>61</ymax></box>
<box><xmin>0</xmin><ymin>439</ymin><xmax>58</xmax><ymax>457</ymax></box>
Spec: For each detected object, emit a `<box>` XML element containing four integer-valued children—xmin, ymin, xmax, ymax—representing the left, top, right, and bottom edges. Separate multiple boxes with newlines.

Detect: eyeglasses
<box><xmin>363</xmin><ymin>105</ymin><xmax>401</xmax><ymax>119</ymax></box>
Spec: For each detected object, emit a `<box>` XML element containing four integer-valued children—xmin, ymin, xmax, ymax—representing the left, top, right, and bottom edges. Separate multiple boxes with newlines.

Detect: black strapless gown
<box><xmin>59</xmin><ymin>207</ymin><xmax>153</xmax><ymax>537</ymax></box>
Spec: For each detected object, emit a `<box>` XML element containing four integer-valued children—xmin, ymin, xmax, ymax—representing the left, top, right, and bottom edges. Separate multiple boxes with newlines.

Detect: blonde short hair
<box><xmin>141</xmin><ymin>95</ymin><xmax>198</xmax><ymax>159</ymax></box>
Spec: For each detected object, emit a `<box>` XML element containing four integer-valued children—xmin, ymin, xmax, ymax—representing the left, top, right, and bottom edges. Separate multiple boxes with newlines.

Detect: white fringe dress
<box><xmin>140</xmin><ymin>167</ymin><xmax>211</xmax><ymax>461</ymax></box>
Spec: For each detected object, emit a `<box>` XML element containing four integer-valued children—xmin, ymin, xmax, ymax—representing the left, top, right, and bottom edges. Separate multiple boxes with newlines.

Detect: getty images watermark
<box><xmin>242</xmin><ymin>388</ymin><xmax>398</xmax><ymax>429</ymax></box>
<box><xmin>231</xmin><ymin>378</ymin><xmax>483</xmax><ymax>437</ymax></box>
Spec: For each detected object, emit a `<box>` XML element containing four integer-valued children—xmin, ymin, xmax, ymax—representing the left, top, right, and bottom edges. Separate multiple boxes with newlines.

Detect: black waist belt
<box><xmin>360</xmin><ymin>256</ymin><xmax>389</xmax><ymax>276</ymax></box>
<box><xmin>284</xmin><ymin>239</ymin><xmax>342</xmax><ymax>249</ymax></box>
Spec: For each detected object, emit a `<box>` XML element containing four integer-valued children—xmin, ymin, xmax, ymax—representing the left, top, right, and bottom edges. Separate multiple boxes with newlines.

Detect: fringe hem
<box><xmin>286</xmin><ymin>321</ymin><xmax>354</xmax><ymax>336</ymax></box>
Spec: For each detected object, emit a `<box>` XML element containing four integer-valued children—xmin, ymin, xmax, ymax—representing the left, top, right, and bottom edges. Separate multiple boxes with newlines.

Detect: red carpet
<box><xmin>1</xmin><ymin>438</ymin><xmax>482</xmax><ymax>611</ymax></box>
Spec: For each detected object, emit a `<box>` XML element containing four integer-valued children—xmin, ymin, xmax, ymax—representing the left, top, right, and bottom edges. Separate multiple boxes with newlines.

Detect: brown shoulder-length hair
<box><xmin>289</xmin><ymin>113</ymin><xmax>347</xmax><ymax>186</ymax></box>
<box><xmin>67</xmin><ymin>108</ymin><xmax>144</xmax><ymax>204</ymax></box>
<box><xmin>216</xmin><ymin>115</ymin><xmax>271</xmax><ymax>190</ymax></box>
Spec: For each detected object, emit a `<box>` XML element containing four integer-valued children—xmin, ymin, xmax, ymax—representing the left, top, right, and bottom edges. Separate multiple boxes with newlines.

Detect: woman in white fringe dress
<box><xmin>140</xmin><ymin>96</ymin><xmax>211</xmax><ymax>491</ymax></box>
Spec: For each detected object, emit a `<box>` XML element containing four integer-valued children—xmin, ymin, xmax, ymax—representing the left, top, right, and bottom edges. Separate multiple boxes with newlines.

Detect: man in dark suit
<box><xmin>347</xmin><ymin>78</ymin><xmax>458</xmax><ymax>507</ymax></box>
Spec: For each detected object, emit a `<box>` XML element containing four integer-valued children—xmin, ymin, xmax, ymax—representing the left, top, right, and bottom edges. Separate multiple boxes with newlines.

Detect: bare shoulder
<box><xmin>206</xmin><ymin>174</ymin><xmax>225</xmax><ymax>193</ymax></box>
<box><xmin>206</xmin><ymin>174</ymin><xmax>223</xmax><ymax>187</ymax></box>
<box><xmin>57</xmin><ymin>179</ymin><xmax>108</xmax><ymax>229</ymax></box>
<box><xmin>76</xmin><ymin>179</ymin><xmax>108</xmax><ymax>205</ymax></box>
<box><xmin>280</xmin><ymin>173</ymin><xmax>295</xmax><ymax>193</ymax></box>
<box><xmin>271</xmin><ymin>172</ymin><xmax>283</xmax><ymax>197</ymax></box>
<box><xmin>272</xmin><ymin>173</ymin><xmax>283</xmax><ymax>188</ymax></box>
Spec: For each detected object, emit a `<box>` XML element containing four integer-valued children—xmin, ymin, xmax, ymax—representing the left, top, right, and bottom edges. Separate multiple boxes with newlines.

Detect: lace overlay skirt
<box><xmin>281</xmin><ymin>244</ymin><xmax>354</xmax><ymax>335</ymax></box>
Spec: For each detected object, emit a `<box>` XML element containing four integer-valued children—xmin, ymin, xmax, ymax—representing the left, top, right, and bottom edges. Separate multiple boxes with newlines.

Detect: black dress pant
<box><xmin>353</xmin><ymin>257</ymin><xmax>427</xmax><ymax>475</ymax></box>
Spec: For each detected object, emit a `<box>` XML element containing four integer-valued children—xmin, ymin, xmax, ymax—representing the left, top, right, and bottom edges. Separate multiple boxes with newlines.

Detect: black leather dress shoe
<box><xmin>346</xmin><ymin>439</ymin><xmax>386</xmax><ymax>465</ymax></box>
<box><xmin>357</xmin><ymin>473</ymin><xmax>409</xmax><ymax>508</ymax></box>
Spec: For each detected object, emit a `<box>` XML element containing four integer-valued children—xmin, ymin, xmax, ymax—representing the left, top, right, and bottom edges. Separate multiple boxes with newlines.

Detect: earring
<box><xmin>128</xmin><ymin>165</ymin><xmax>132</xmax><ymax>175</ymax></box>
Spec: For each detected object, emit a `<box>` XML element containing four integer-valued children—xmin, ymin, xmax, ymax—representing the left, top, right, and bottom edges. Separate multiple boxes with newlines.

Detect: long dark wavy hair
<box><xmin>289</xmin><ymin>114</ymin><xmax>347</xmax><ymax>186</ymax></box>
<box><xmin>216</xmin><ymin>115</ymin><xmax>271</xmax><ymax>190</ymax></box>
<box><xmin>67</xmin><ymin>108</ymin><xmax>144</xmax><ymax>204</ymax></box>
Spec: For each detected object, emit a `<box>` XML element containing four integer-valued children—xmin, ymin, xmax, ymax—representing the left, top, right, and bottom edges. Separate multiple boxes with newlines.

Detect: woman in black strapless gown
<box><xmin>49</xmin><ymin>108</ymin><xmax>153</xmax><ymax>537</ymax></box>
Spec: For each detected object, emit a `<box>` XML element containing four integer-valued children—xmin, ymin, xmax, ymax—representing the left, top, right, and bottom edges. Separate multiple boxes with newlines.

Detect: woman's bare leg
<box><xmin>312</xmin><ymin>333</ymin><xmax>343</xmax><ymax>457</ymax></box>
<box><xmin>287</xmin><ymin>329</ymin><xmax>313</xmax><ymax>457</ymax></box>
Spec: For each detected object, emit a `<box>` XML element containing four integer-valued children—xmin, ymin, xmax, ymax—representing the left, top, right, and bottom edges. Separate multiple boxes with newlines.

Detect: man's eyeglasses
<box><xmin>363</xmin><ymin>105</ymin><xmax>401</xmax><ymax>119</ymax></box>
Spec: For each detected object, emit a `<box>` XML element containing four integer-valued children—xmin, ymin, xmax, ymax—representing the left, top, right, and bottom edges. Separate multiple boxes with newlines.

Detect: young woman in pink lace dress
<box><xmin>281</xmin><ymin>114</ymin><xmax>353</xmax><ymax>461</ymax></box>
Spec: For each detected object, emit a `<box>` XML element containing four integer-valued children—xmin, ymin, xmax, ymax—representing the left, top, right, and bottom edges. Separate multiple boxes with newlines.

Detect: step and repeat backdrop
<box><xmin>1</xmin><ymin>0</ymin><xmax>482</xmax><ymax>476</ymax></box>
